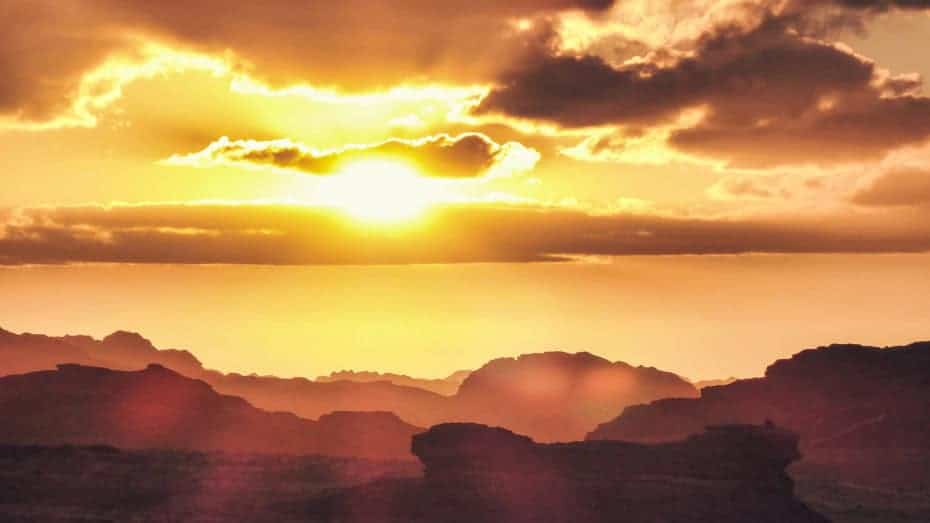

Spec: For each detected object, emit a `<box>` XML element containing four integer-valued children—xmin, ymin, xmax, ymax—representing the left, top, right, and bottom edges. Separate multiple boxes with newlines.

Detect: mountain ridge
<box><xmin>0</xmin><ymin>363</ymin><xmax>422</xmax><ymax>460</ymax></box>
<box><xmin>588</xmin><ymin>340</ymin><xmax>930</xmax><ymax>489</ymax></box>
<box><xmin>0</xmin><ymin>326</ymin><xmax>698</xmax><ymax>442</ymax></box>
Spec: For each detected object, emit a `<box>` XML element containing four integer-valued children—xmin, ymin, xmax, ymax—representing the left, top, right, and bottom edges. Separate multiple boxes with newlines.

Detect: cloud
<box><xmin>0</xmin><ymin>0</ymin><xmax>614</xmax><ymax>127</ymax></box>
<box><xmin>834</xmin><ymin>1</ymin><xmax>930</xmax><ymax>9</ymax></box>
<box><xmin>851</xmin><ymin>169</ymin><xmax>930</xmax><ymax>206</ymax></box>
<box><xmin>477</xmin><ymin>8</ymin><xmax>930</xmax><ymax>167</ymax></box>
<box><xmin>163</xmin><ymin>134</ymin><xmax>539</xmax><ymax>178</ymax></box>
<box><xmin>4</xmin><ymin>0</ymin><xmax>928</xmax><ymax>140</ymax></box>
<box><xmin>2</xmin><ymin>201</ymin><xmax>930</xmax><ymax>266</ymax></box>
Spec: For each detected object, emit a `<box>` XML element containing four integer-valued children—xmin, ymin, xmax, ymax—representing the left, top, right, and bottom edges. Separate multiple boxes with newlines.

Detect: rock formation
<box><xmin>0</xmin><ymin>327</ymin><xmax>698</xmax><ymax>442</ymax></box>
<box><xmin>0</xmin><ymin>364</ymin><xmax>422</xmax><ymax>459</ymax></box>
<box><xmin>311</xmin><ymin>422</ymin><xmax>828</xmax><ymax>522</ymax></box>
<box><xmin>588</xmin><ymin>341</ymin><xmax>930</xmax><ymax>489</ymax></box>
<box><xmin>449</xmin><ymin>351</ymin><xmax>698</xmax><ymax>441</ymax></box>
<box><xmin>317</xmin><ymin>369</ymin><xmax>471</xmax><ymax>396</ymax></box>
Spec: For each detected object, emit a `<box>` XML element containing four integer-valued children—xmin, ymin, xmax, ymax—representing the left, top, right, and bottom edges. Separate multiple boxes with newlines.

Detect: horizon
<box><xmin>3</xmin><ymin>252</ymin><xmax>930</xmax><ymax>381</ymax></box>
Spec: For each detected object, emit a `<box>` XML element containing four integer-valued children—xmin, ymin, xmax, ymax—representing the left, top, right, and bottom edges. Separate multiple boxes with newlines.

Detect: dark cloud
<box><xmin>835</xmin><ymin>0</ymin><xmax>930</xmax><ymax>9</ymax></box>
<box><xmin>0</xmin><ymin>2</ymin><xmax>127</xmax><ymax>123</ymax></box>
<box><xmin>168</xmin><ymin>133</ymin><xmax>537</xmax><ymax>178</ymax></box>
<box><xmin>478</xmin><ymin>12</ymin><xmax>930</xmax><ymax>167</ymax></box>
<box><xmin>851</xmin><ymin>169</ymin><xmax>930</xmax><ymax>206</ymax></box>
<box><xmin>669</xmin><ymin>96</ymin><xmax>930</xmax><ymax>167</ymax></box>
<box><xmin>2</xmin><ymin>202</ymin><xmax>930</xmax><ymax>266</ymax></box>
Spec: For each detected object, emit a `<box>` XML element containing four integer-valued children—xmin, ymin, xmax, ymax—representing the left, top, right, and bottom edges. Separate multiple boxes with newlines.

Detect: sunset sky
<box><xmin>3</xmin><ymin>1</ymin><xmax>930</xmax><ymax>380</ymax></box>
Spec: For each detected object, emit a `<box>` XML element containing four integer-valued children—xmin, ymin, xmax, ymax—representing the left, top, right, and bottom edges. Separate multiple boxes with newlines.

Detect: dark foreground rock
<box><xmin>309</xmin><ymin>422</ymin><xmax>829</xmax><ymax>523</ymax></box>
<box><xmin>0</xmin><ymin>444</ymin><xmax>420</xmax><ymax>522</ymax></box>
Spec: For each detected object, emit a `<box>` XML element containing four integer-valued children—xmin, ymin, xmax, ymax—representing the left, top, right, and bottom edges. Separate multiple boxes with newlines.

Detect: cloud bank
<box><xmin>2</xmin><ymin>202</ymin><xmax>929</xmax><ymax>266</ymax></box>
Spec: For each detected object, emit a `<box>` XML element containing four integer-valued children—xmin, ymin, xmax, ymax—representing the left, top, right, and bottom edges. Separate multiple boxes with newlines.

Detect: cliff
<box><xmin>587</xmin><ymin>342</ymin><xmax>930</xmax><ymax>489</ymax></box>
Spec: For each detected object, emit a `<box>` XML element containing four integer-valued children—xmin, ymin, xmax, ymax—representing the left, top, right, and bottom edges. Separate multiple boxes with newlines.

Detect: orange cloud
<box><xmin>851</xmin><ymin>169</ymin><xmax>930</xmax><ymax>207</ymax></box>
<box><xmin>0</xmin><ymin>0</ymin><xmax>615</xmax><ymax>127</ymax></box>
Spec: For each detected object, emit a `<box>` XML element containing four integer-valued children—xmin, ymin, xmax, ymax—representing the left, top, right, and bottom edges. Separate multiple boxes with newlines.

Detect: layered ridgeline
<box><xmin>317</xmin><ymin>369</ymin><xmax>471</xmax><ymax>396</ymax></box>
<box><xmin>309</xmin><ymin>422</ymin><xmax>827</xmax><ymax>523</ymax></box>
<box><xmin>589</xmin><ymin>342</ymin><xmax>930</xmax><ymax>489</ymax></box>
<box><xmin>0</xmin><ymin>327</ymin><xmax>697</xmax><ymax>442</ymax></box>
<box><xmin>0</xmin><ymin>364</ymin><xmax>422</xmax><ymax>459</ymax></box>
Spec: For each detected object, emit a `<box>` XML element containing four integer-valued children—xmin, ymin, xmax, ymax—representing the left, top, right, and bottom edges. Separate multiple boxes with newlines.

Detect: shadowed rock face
<box><xmin>0</xmin><ymin>364</ymin><xmax>422</xmax><ymax>460</ymax></box>
<box><xmin>311</xmin><ymin>423</ymin><xmax>828</xmax><ymax>523</ymax></box>
<box><xmin>589</xmin><ymin>342</ymin><xmax>930</xmax><ymax>448</ymax></box>
<box><xmin>588</xmin><ymin>342</ymin><xmax>930</xmax><ymax>489</ymax></box>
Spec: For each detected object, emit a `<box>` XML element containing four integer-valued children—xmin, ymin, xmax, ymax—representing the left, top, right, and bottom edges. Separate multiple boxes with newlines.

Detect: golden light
<box><xmin>313</xmin><ymin>158</ymin><xmax>439</xmax><ymax>223</ymax></box>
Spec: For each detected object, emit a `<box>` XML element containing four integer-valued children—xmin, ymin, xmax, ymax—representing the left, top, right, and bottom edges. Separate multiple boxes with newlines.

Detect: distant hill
<box><xmin>0</xmin><ymin>327</ymin><xmax>110</xmax><ymax>376</ymax></box>
<box><xmin>588</xmin><ymin>341</ymin><xmax>930</xmax><ymax>489</ymax></box>
<box><xmin>0</xmin><ymin>328</ymin><xmax>450</xmax><ymax>428</ymax></box>
<box><xmin>317</xmin><ymin>369</ymin><xmax>470</xmax><ymax>396</ymax></box>
<box><xmin>0</xmin><ymin>364</ymin><xmax>422</xmax><ymax>460</ymax></box>
<box><xmin>692</xmin><ymin>377</ymin><xmax>739</xmax><ymax>389</ymax></box>
<box><xmin>310</xmin><ymin>422</ymin><xmax>827</xmax><ymax>523</ymax></box>
<box><xmin>0</xmin><ymin>327</ymin><xmax>697</xmax><ymax>442</ymax></box>
<box><xmin>454</xmin><ymin>352</ymin><xmax>698</xmax><ymax>441</ymax></box>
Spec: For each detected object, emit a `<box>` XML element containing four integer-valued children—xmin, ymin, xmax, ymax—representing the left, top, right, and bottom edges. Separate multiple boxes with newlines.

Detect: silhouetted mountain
<box><xmin>0</xmin><ymin>327</ymin><xmax>450</xmax><ymax>427</ymax></box>
<box><xmin>310</xmin><ymin>422</ymin><xmax>827</xmax><ymax>523</ymax></box>
<box><xmin>0</xmin><ymin>328</ymin><xmax>204</xmax><ymax>377</ymax></box>
<box><xmin>692</xmin><ymin>377</ymin><xmax>739</xmax><ymax>389</ymax></box>
<box><xmin>317</xmin><ymin>369</ymin><xmax>471</xmax><ymax>396</ymax></box>
<box><xmin>71</xmin><ymin>330</ymin><xmax>206</xmax><ymax>377</ymax></box>
<box><xmin>0</xmin><ymin>364</ymin><xmax>422</xmax><ymax>459</ymax></box>
<box><xmin>0</xmin><ymin>328</ymin><xmax>697</xmax><ymax>442</ymax></box>
<box><xmin>589</xmin><ymin>341</ymin><xmax>930</xmax><ymax>489</ymax></box>
<box><xmin>453</xmin><ymin>352</ymin><xmax>698</xmax><ymax>441</ymax></box>
<box><xmin>0</xmin><ymin>328</ymin><xmax>108</xmax><ymax>376</ymax></box>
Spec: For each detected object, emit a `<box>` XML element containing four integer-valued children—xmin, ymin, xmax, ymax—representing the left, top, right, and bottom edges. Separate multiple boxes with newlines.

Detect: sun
<box><xmin>313</xmin><ymin>158</ymin><xmax>438</xmax><ymax>223</ymax></box>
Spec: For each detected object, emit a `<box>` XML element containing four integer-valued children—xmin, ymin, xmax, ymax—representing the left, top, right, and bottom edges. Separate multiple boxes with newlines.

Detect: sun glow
<box><xmin>313</xmin><ymin>159</ymin><xmax>440</xmax><ymax>222</ymax></box>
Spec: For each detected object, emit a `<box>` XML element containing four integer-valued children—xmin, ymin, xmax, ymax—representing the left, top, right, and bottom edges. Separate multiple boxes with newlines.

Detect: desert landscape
<box><xmin>1</xmin><ymin>327</ymin><xmax>929</xmax><ymax>521</ymax></box>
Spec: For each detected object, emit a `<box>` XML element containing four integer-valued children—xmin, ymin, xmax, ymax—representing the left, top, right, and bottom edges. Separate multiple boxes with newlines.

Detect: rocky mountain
<box><xmin>0</xmin><ymin>327</ymin><xmax>109</xmax><ymax>376</ymax></box>
<box><xmin>309</xmin><ymin>422</ymin><xmax>827</xmax><ymax>523</ymax></box>
<box><xmin>692</xmin><ymin>377</ymin><xmax>739</xmax><ymax>389</ymax></box>
<box><xmin>0</xmin><ymin>328</ymin><xmax>697</xmax><ymax>442</ymax></box>
<box><xmin>453</xmin><ymin>351</ymin><xmax>698</xmax><ymax>441</ymax></box>
<box><xmin>588</xmin><ymin>341</ymin><xmax>930</xmax><ymax>489</ymax></box>
<box><xmin>0</xmin><ymin>328</ymin><xmax>450</xmax><ymax>427</ymax></box>
<box><xmin>317</xmin><ymin>369</ymin><xmax>471</xmax><ymax>396</ymax></box>
<box><xmin>0</xmin><ymin>364</ymin><xmax>422</xmax><ymax>460</ymax></box>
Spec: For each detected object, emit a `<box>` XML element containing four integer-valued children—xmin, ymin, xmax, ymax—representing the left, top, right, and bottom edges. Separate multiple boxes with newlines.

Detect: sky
<box><xmin>2</xmin><ymin>1</ymin><xmax>930</xmax><ymax>379</ymax></box>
